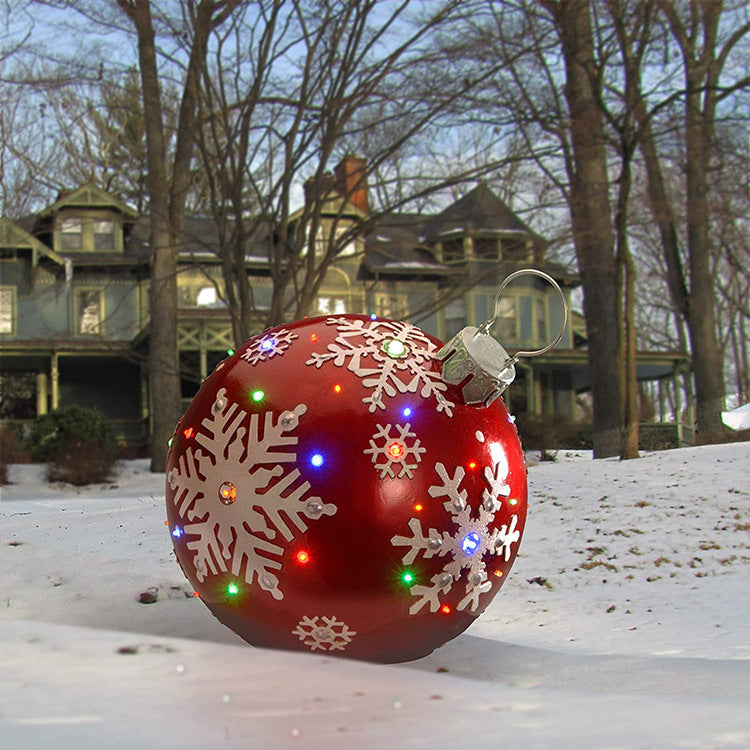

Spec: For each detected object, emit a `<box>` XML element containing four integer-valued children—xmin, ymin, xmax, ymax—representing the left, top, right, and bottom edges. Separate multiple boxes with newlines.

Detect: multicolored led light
<box><xmin>462</xmin><ymin>532</ymin><xmax>481</xmax><ymax>555</ymax></box>
<box><xmin>387</xmin><ymin>441</ymin><xmax>405</xmax><ymax>459</ymax></box>
<box><xmin>219</xmin><ymin>481</ymin><xmax>237</xmax><ymax>504</ymax></box>
<box><xmin>383</xmin><ymin>339</ymin><xmax>408</xmax><ymax>358</ymax></box>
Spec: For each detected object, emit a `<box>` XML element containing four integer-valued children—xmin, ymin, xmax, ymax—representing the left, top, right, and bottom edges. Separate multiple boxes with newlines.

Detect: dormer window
<box><xmin>502</xmin><ymin>238</ymin><xmax>529</xmax><ymax>260</ymax></box>
<box><xmin>94</xmin><ymin>220</ymin><xmax>116</xmax><ymax>250</ymax></box>
<box><xmin>61</xmin><ymin>218</ymin><xmax>83</xmax><ymax>250</ymax></box>
<box><xmin>442</xmin><ymin>238</ymin><xmax>464</xmax><ymax>263</ymax></box>
<box><xmin>473</xmin><ymin>237</ymin><xmax>498</xmax><ymax>260</ymax></box>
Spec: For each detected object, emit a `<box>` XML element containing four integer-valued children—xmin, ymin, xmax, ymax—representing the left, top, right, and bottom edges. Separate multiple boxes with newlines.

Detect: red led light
<box><xmin>183</xmin><ymin>427</ymin><xmax>194</xmax><ymax>439</ymax></box>
<box><xmin>414</xmin><ymin>503</ymin><xmax>423</xmax><ymax>512</ymax></box>
<box><xmin>494</xmin><ymin>570</ymin><xmax>504</xmax><ymax>578</ymax></box>
<box><xmin>296</xmin><ymin>550</ymin><xmax>310</xmax><ymax>564</ymax></box>
<box><xmin>311</xmin><ymin>333</ymin><xmax>318</xmax><ymax>342</ymax></box>
<box><xmin>334</xmin><ymin>384</ymin><xmax>342</xmax><ymax>393</ymax></box>
<box><xmin>388</xmin><ymin>442</ymin><xmax>405</xmax><ymax>459</ymax></box>
<box><xmin>468</xmin><ymin>461</ymin><xmax>477</xmax><ymax>469</ymax></box>
<box><xmin>441</xmin><ymin>605</ymin><xmax>451</xmax><ymax>614</ymax></box>
<box><xmin>193</xmin><ymin>591</ymin><xmax>200</xmax><ymax>597</ymax></box>
<box><xmin>219</xmin><ymin>481</ymin><xmax>237</xmax><ymax>504</ymax></box>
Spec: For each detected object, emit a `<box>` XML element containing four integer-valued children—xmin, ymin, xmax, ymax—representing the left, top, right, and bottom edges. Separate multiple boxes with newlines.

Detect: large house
<box><xmin>0</xmin><ymin>157</ymin><xmax>685</xmax><ymax>450</ymax></box>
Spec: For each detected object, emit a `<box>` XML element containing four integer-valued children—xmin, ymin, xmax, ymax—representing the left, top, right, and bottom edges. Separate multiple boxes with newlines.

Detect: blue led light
<box><xmin>462</xmin><ymin>532</ymin><xmax>481</xmax><ymax>555</ymax></box>
<box><xmin>402</xmin><ymin>407</ymin><xmax>412</xmax><ymax>418</ymax></box>
<box><xmin>172</xmin><ymin>526</ymin><xmax>183</xmax><ymax>538</ymax></box>
<box><xmin>261</xmin><ymin>338</ymin><xmax>275</xmax><ymax>350</ymax></box>
<box><xmin>370</xmin><ymin>313</ymin><xmax>377</xmax><ymax>320</ymax></box>
<box><xmin>311</xmin><ymin>453</ymin><xmax>324</xmax><ymax>467</ymax></box>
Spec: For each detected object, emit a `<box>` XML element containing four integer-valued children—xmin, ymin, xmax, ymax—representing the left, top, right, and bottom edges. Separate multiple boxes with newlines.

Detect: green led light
<box><xmin>251</xmin><ymin>389</ymin><xmax>264</xmax><ymax>402</ymax></box>
<box><xmin>227</xmin><ymin>583</ymin><xmax>239</xmax><ymax>596</ymax></box>
<box><xmin>227</xmin><ymin>348</ymin><xmax>235</xmax><ymax>356</ymax></box>
<box><xmin>383</xmin><ymin>339</ymin><xmax>408</xmax><ymax>358</ymax></box>
<box><xmin>402</xmin><ymin>572</ymin><xmax>414</xmax><ymax>584</ymax></box>
<box><xmin>509</xmin><ymin>498</ymin><xmax>518</xmax><ymax>506</ymax></box>
<box><xmin>168</xmin><ymin>437</ymin><xmax>174</xmax><ymax>447</ymax></box>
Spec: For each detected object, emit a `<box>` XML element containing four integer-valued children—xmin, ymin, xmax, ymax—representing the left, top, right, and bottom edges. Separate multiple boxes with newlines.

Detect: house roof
<box><xmin>38</xmin><ymin>184</ymin><xmax>138</xmax><ymax>218</ymax></box>
<box><xmin>422</xmin><ymin>183</ymin><xmax>543</xmax><ymax>241</ymax></box>
<box><xmin>0</xmin><ymin>218</ymin><xmax>66</xmax><ymax>266</ymax></box>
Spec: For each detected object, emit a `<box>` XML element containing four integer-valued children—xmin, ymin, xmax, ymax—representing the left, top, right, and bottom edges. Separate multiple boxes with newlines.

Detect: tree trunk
<box><xmin>550</xmin><ymin>0</ymin><xmax>622</xmax><ymax>457</ymax></box>
<box><xmin>684</xmin><ymin>75</ymin><xmax>725</xmax><ymax>435</ymax></box>
<box><xmin>120</xmin><ymin>0</ymin><xmax>182</xmax><ymax>472</ymax></box>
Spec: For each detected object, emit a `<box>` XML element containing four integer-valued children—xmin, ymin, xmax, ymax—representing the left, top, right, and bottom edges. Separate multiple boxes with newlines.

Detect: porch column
<box><xmin>50</xmin><ymin>352</ymin><xmax>59</xmax><ymax>410</ymax></box>
<box><xmin>199</xmin><ymin>321</ymin><xmax>208</xmax><ymax>382</ymax></box>
<box><xmin>36</xmin><ymin>372</ymin><xmax>48</xmax><ymax>416</ymax></box>
<box><xmin>525</xmin><ymin>364</ymin><xmax>535</xmax><ymax>415</ymax></box>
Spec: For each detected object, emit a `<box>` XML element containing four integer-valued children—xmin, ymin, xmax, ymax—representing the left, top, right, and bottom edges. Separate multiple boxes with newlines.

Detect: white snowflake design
<box><xmin>168</xmin><ymin>388</ymin><xmax>336</xmax><ymax>600</ymax></box>
<box><xmin>391</xmin><ymin>450</ymin><xmax>518</xmax><ymax>615</ymax></box>
<box><xmin>364</xmin><ymin>422</ymin><xmax>426</xmax><ymax>479</ymax></box>
<box><xmin>292</xmin><ymin>615</ymin><xmax>357</xmax><ymax>652</ymax></box>
<box><xmin>305</xmin><ymin>317</ymin><xmax>455</xmax><ymax>415</ymax></box>
<box><xmin>240</xmin><ymin>328</ymin><xmax>298</xmax><ymax>366</ymax></box>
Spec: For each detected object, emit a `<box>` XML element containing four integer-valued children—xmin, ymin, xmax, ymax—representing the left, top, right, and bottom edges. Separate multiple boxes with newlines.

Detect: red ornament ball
<box><xmin>166</xmin><ymin>315</ymin><xmax>528</xmax><ymax>663</ymax></box>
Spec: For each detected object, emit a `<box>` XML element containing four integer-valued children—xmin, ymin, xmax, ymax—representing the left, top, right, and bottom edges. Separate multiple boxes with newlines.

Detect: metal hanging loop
<box><xmin>475</xmin><ymin>268</ymin><xmax>568</xmax><ymax>359</ymax></box>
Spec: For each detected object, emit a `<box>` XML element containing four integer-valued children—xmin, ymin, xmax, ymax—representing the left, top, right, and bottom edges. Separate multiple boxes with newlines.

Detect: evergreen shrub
<box><xmin>30</xmin><ymin>406</ymin><xmax>118</xmax><ymax>484</ymax></box>
<box><xmin>30</xmin><ymin>406</ymin><xmax>116</xmax><ymax>462</ymax></box>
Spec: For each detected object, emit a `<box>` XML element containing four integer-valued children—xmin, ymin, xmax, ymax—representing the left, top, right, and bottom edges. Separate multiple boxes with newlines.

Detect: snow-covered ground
<box><xmin>1</xmin><ymin>443</ymin><xmax>748</xmax><ymax>749</ymax></box>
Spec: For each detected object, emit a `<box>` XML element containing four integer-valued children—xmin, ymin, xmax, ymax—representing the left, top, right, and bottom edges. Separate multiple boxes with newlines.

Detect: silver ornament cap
<box><xmin>436</xmin><ymin>327</ymin><xmax>516</xmax><ymax>407</ymax></box>
<box><xmin>437</xmin><ymin>269</ymin><xmax>568</xmax><ymax>407</ymax></box>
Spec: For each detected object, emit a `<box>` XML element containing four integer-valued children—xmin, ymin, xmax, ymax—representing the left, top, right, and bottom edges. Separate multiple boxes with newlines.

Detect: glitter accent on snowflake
<box><xmin>305</xmin><ymin>317</ymin><xmax>454</xmax><ymax>415</ymax></box>
<box><xmin>292</xmin><ymin>615</ymin><xmax>357</xmax><ymax>652</ymax></box>
<box><xmin>240</xmin><ymin>329</ymin><xmax>298</xmax><ymax>366</ymax></box>
<box><xmin>390</xmin><ymin>446</ymin><xmax>517</xmax><ymax>615</ymax></box>
<box><xmin>167</xmin><ymin>388</ymin><xmax>336</xmax><ymax>600</ymax></box>
<box><xmin>364</xmin><ymin>422</ymin><xmax>426</xmax><ymax>479</ymax></box>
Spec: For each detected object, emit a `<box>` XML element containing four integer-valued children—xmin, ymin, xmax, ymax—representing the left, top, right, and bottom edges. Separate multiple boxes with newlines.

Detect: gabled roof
<box><xmin>39</xmin><ymin>184</ymin><xmax>138</xmax><ymax>218</ymax></box>
<box><xmin>423</xmin><ymin>183</ymin><xmax>542</xmax><ymax>241</ymax></box>
<box><xmin>0</xmin><ymin>217</ymin><xmax>66</xmax><ymax>265</ymax></box>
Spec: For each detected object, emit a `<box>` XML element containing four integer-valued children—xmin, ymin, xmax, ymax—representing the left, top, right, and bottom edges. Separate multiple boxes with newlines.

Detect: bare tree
<box><xmin>638</xmin><ymin>0</ymin><xmax>750</xmax><ymax>436</ymax></box>
<box><xmin>115</xmin><ymin>0</ymin><xmax>240</xmax><ymax>471</ymax></box>
<box><xmin>192</xmin><ymin>0</ymin><xmax>512</xmax><ymax>344</ymax></box>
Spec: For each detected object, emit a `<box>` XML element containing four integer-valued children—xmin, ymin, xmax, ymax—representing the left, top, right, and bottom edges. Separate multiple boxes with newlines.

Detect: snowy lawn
<box><xmin>1</xmin><ymin>443</ymin><xmax>748</xmax><ymax>749</ymax></box>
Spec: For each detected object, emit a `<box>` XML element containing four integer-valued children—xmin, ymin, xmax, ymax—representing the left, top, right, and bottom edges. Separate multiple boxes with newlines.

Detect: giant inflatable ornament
<box><xmin>166</xmin><ymin>269</ymin><xmax>567</xmax><ymax>662</ymax></box>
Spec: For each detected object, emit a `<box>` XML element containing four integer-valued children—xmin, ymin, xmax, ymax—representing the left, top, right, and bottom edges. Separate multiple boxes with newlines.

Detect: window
<box><xmin>502</xmin><ymin>238</ymin><xmax>529</xmax><ymax>260</ymax></box>
<box><xmin>93</xmin><ymin>220</ymin><xmax>115</xmax><ymax>250</ymax></box>
<box><xmin>441</xmin><ymin>238</ymin><xmax>464</xmax><ymax>263</ymax></box>
<box><xmin>374</xmin><ymin>292</ymin><xmax>407</xmax><ymax>320</ymax></box>
<box><xmin>0</xmin><ymin>248</ymin><xmax>17</xmax><ymax>261</ymax></box>
<box><xmin>495</xmin><ymin>297</ymin><xmax>516</xmax><ymax>339</ymax></box>
<box><xmin>316</xmin><ymin>296</ymin><xmax>347</xmax><ymax>315</ymax></box>
<box><xmin>473</xmin><ymin>237</ymin><xmax>498</xmax><ymax>260</ymax></box>
<box><xmin>177</xmin><ymin>269</ymin><xmax>225</xmax><ymax>308</ymax></box>
<box><xmin>444</xmin><ymin>297</ymin><xmax>467</xmax><ymax>339</ymax></box>
<box><xmin>0</xmin><ymin>288</ymin><xmax>14</xmax><ymax>333</ymax></box>
<box><xmin>335</xmin><ymin>226</ymin><xmax>357</xmax><ymax>256</ymax></box>
<box><xmin>536</xmin><ymin>298</ymin><xmax>546</xmax><ymax>341</ymax></box>
<box><xmin>77</xmin><ymin>290</ymin><xmax>103</xmax><ymax>334</ymax></box>
<box><xmin>61</xmin><ymin>218</ymin><xmax>83</xmax><ymax>250</ymax></box>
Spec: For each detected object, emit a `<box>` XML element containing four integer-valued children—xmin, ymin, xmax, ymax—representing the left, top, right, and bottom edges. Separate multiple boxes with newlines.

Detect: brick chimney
<box><xmin>334</xmin><ymin>155</ymin><xmax>368</xmax><ymax>213</ymax></box>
